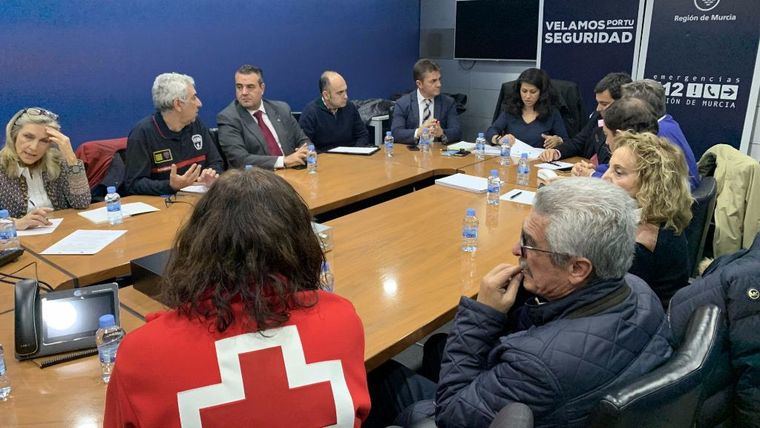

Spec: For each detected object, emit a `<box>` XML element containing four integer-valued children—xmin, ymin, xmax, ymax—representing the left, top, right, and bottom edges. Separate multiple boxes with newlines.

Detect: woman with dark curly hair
<box><xmin>104</xmin><ymin>168</ymin><xmax>370</xmax><ymax>427</ymax></box>
<box><xmin>603</xmin><ymin>131</ymin><xmax>693</xmax><ymax>307</ymax></box>
<box><xmin>485</xmin><ymin>68</ymin><xmax>568</xmax><ymax>148</ymax></box>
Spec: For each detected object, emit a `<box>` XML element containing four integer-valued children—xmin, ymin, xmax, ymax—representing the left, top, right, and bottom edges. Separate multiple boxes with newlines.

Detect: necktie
<box><xmin>252</xmin><ymin>110</ymin><xmax>283</xmax><ymax>156</ymax></box>
<box><xmin>422</xmin><ymin>99</ymin><xmax>432</xmax><ymax>123</ymax></box>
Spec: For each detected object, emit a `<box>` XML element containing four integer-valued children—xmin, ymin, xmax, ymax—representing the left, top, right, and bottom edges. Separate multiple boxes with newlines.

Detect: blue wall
<box><xmin>0</xmin><ymin>0</ymin><xmax>420</xmax><ymax>148</ymax></box>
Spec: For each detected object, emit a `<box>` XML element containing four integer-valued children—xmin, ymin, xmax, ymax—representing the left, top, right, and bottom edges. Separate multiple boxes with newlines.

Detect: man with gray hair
<box><xmin>622</xmin><ymin>79</ymin><xmax>699</xmax><ymax>189</ymax></box>
<box><xmin>125</xmin><ymin>72</ymin><xmax>223</xmax><ymax>196</ymax></box>
<box><xmin>432</xmin><ymin>178</ymin><xmax>673</xmax><ymax>427</ymax></box>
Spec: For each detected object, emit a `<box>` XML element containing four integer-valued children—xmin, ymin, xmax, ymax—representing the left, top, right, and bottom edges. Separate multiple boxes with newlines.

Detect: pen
<box><xmin>509</xmin><ymin>191</ymin><xmax>522</xmax><ymax>199</ymax></box>
<box><xmin>548</xmin><ymin>161</ymin><xmax>560</xmax><ymax>167</ymax></box>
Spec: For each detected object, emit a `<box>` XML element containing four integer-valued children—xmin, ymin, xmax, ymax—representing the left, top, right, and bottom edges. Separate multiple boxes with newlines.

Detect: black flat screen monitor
<box><xmin>455</xmin><ymin>0</ymin><xmax>540</xmax><ymax>61</ymax></box>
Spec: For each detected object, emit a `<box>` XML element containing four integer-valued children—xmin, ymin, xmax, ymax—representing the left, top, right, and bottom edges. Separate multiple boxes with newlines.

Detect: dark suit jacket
<box><xmin>391</xmin><ymin>91</ymin><xmax>461</xmax><ymax>144</ymax></box>
<box><xmin>216</xmin><ymin>99</ymin><xmax>310</xmax><ymax>169</ymax></box>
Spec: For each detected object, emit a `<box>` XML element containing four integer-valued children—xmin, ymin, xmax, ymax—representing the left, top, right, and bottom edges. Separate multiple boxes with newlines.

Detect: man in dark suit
<box><xmin>217</xmin><ymin>65</ymin><xmax>311</xmax><ymax>169</ymax></box>
<box><xmin>391</xmin><ymin>59</ymin><xmax>461</xmax><ymax>145</ymax></box>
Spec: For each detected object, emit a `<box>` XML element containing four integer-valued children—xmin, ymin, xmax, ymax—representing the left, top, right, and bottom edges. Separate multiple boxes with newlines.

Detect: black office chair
<box><xmin>589</xmin><ymin>305</ymin><xmax>726</xmax><ymax>428</ymax></box>
<box><xmin>492</xmin><ymin>79</ymin><xmax>586</xmax><ymax>138</ymax></box>
<box><xmin>207</xmin><ymin>127</ymin><xmax>228</xmax><ymax>170</ymax></box>
<box><xmin>684</xmin><ymin>176</ymin><xmax>718</xmax><ymax>276</ymax></box>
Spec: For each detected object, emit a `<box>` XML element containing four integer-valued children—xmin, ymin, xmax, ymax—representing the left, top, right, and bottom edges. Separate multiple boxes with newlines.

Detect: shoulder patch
<box><xmin>192</xmin><ymin>134</ymin><xmax>203</xmax><ymax>150</ymax></box>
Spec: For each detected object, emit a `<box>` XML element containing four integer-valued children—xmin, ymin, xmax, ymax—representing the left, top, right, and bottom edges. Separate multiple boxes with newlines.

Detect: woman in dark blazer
<box><xmin>486</xmin><ymin>68</ymin><xmax>568</xmax><ymax>148</ymax></box>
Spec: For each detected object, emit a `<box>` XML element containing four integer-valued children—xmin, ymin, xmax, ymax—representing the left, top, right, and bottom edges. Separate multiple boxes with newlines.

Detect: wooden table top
<box><xmin>20</xmin><ymin>196</ymin><xmax>194</xmax><ymax>289</ymax></box>
<box><xmin>460</xmin><ymin>156</ymin><xmax>584</xmax><ymax>188</ymax></box>
<box><xmin>363</xmin><ymin>143</ymin><xmax>485</xmax><ymax>174</ymax></box>
<box><xmin>0</xmin><ymin>289</ymin><xmax>148</xmax><ymax>427</ymax></box>
<box><xmin>325</xmin><ymin>184</ymin><xmax>531</xmax><ymax>369</ymax></box>
<box><xmin>275</xmin><ymin>153</ymin><xmax>431</xmax><ymax>215</ymax></box>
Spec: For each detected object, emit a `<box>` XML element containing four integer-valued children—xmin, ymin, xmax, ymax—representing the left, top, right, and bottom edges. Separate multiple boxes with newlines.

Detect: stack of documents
<box><xmin>327</xmin><ymin>146</ymin><xmax>379</xmax><ymax>155</ymax></box>
<box><xmin>435</xmin><ymin>173</ymin><xmax>488</xmax><ymax>193</ymax></box>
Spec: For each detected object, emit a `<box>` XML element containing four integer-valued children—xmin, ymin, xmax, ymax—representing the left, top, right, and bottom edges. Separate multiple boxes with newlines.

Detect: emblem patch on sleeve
<box><xmin>153</xmin><ymin>149</ymin><xmax>173</xmax><ymax>164</ymax></box>
<box><xmin>192</xmin><ymin>134</ymin><xmax>203</xmax><ymax>150</ymax></box>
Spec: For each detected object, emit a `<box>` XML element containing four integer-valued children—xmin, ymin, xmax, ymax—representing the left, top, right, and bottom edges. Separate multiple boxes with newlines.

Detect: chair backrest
<box><xmin>492</xmin><ymin>79</ymin><xmax>586</xmax><ymax>138</ymax></box>
<box><xmin>207</xmin><ymin>127</ymin><xmax>228</xmax><ymax>170</ymax></box>
<box><xmin>74</xmin><ymin>137</ymin><xmax>128</xmax><ymax>190</ymax></box>
<box><xmin>589</xmin><ymin>305</ymin><xmax>726</xmax><ymax>428</ymax></box>
<box><xmin>684</xmin><ymin>176</ymin><xmax>718</xmax><ymax>276</ymax></box>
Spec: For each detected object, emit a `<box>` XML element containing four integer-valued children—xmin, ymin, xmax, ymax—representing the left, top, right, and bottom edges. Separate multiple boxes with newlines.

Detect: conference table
<box><xmin>0</xmin><ymin>148</ymin><xmax>575</xmax><ymax>426</ymax></box>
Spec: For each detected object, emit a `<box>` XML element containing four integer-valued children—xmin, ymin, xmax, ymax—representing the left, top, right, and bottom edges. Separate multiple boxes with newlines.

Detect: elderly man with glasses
<box><xmin>433</xmin><ymin>177</ymin><xmax>673</xmax><ymax>427</ymax></box>
<box><xmin>368</xmin><ymin>178</ymin><xmax>674</xmax><ymax>428</ymax></box>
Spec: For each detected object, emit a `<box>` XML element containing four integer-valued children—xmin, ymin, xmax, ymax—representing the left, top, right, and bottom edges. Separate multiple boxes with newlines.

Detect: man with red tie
<box><xmin>125</xmin><ymin>72</ymin><xmax>223</xmax><ymax>196</ymax></box>
<box><xmin>217</xmin><ymin>65</ymin><xmax>311</xmax><ymax>170</ymax></box>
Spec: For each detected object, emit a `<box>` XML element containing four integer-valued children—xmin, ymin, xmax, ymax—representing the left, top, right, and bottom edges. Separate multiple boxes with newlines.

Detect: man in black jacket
<box><xmin>539</xmin><ymin>72</ymin><xmax>631</xmax><ymax>163</ymax></box>
<box><xmin>125</xmin><ymin>73</ymin><xmax>223</xmax><ymax>196</ymax></box>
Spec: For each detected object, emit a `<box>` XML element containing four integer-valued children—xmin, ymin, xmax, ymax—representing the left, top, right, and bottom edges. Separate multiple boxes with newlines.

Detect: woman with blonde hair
<box><xmin>0</xmin><ymin>108</ymin><xmax>90</xmax><ymax>229</ymax></box>
<box><xmin>603</xmin><ymin>131</ymin><xmax>693</xmax><ymax>307</ymax></box>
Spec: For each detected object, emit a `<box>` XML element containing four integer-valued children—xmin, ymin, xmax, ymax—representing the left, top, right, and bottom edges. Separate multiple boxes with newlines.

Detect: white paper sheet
<box><xmin>180</xmin><ymin>185</ymin><xmax>208</xmax><ymax>194</ymax></box>
<box><xmin>327</xmin><ymin>146</ymin><xmax>380</xmax><ymax>155</ymax></box>
<box><xmin>509</xmin><ymin>140</ymin><xmax>544</xmax><ymax>159</ymax></box>
<box><xmin>41</xmin><ymin>230</ymin><xmax>127</xmax><ymax>255</ymax></box>
<box><xmin>16</xmin><ymin>218</ymin><xmax>64</xmax><ymax>236</ymax></box>
<box><xmin>77</xmin><ymin>202</ymin><xmax>160</xmax><ymax>224</ymax></box>
<box><xmin>534</xmin><ymin>161</ymin><xmax>574</xmax><ymax>170</ymax></box>
<box><xmin>500</xmin><ymin>189</ymin><xmax>536</xmax><ymax>205</ymax></box>
<box><xmin>435</xmin><ymin>173</ymin><xmax>488</xmax><ymax>193</ymax></box>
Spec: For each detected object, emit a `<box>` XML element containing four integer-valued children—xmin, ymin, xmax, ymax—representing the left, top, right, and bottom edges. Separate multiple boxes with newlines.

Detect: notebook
<box><xmin>435</xmin><ymin>173</ymin><xmax>488</xmax><ymax>193</ymax></box>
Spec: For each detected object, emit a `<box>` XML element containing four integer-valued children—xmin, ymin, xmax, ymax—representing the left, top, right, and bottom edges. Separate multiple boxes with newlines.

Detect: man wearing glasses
<box><xmin>432</xmin><ymin>178</ymin><xmax>673</xmax><ymax>427</ymax></box>
<box><xmin>124</xmin><ymin>72</ymin><xmax>223</xmax><ymax>196</ymax></box>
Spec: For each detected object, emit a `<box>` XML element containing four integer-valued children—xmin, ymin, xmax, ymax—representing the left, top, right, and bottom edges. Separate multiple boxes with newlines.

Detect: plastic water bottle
<box><xmin>105</xmin><ymin>186</ymin><xmax>123</xmax><ymax>225</ymax></box>
<box><xmin>0</xmin><ymin>343</ymin><xmax>11</xmax><ymax>400</ymax></box>
<box><xmin>96</xmin><ymin>314</ymin><xmax>125</xmax><ymax>384</ymax></box>
<box><xmin>499</xmin><ymin>139</ymin><xmax>512</xmax><ymax>166</ymax></box>
<box><xmin>384</xmin><ymin>131</ymin><xmax>394</xmax><ymax>157</ymax></box>
<box><xmin>517</xmin><ymin>153</ymin><xmax>531</xmax><ymax>186</ymax></box>
<box><xmin>475</xmin><ymin>133</ymin><xmax>486</xmax><ymax>160</ymax></box>
<box><xmin>419</xmin><ymin>127</ymin><xmax>431</xmax><ymax>153</ymax></box>
<box><xmin>0</xmin><ymin>210</ymin><xmax>20</xmax><ymax>251</ymax></box>
<box><xmin>487</xmin><ymin>170</ymin><xmax>501</xmax><ymax>206</ymax></box>
<box><xmin>320</xmin><ymin>261</ymin><xmax>334</xmax><ymax>292</ymax></box>
<box><xmin>306</xmin><ymin>144</ymin><xmax>317</xmax><ymax>174</ymax></box>
<box><xmin>244</xmin><ymin>164</ymin><xmax>253</xmax><ymax>171</ymax></box>
<box><xmin>462</xmin><ymin>208</ymin><xmax>478</xmax><ymax>252</ymax></box>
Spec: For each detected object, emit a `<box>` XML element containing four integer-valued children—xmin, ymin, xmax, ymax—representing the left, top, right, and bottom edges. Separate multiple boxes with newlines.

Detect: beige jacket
<box><xmin>698</xmin><ymin>144</ymin><xmax>760</xmax><ymax>256</ymax></box>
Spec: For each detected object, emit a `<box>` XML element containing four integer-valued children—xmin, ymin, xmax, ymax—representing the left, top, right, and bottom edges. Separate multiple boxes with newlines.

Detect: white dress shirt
<box><xmin>18</xmin><ymin>165</ymin><xmax>53</xmax><ymax>212</ymax></box>
<box><xmin>247</xmin><ymin>104</ymin><xmax>286</xmax><ymax>169</ymax></box>
<box><xmin>415</xmin><ymin>89</ymin><xmax>435</xmax><ymax>139</ymax></box>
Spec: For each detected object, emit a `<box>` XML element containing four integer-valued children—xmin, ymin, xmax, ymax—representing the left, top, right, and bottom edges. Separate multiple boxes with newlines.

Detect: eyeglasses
<box><xmin>519</xmin><ymin>234</ymin><xmax>571</xmax><ymax>258</ymax></box>
<box><xmin>13</xmin><ymin>107</ymin><xmax>59</xmax><ymax>128</ymax></box>
<box><xmin>18</xmin><ymin>107</ymin><xmax>59</xmax><ymax>121</ymax></box>
<box><xmin>163</xmin><ymin>194</ymin><xmax>195</xmax><ymax>208</ymax></box>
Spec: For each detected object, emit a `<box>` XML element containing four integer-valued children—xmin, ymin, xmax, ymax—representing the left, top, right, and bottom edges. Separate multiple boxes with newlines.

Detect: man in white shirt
<box><xmin>217</xmin><ymin>65</ymin><xmax>311</xmax><ymax>169</ymax></box>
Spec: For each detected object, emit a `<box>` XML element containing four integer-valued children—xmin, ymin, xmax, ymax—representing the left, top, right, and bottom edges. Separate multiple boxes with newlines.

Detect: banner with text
<box><xmin>637</xmin><ymin>0</ymin><xmax>760</xmax><ymax>157</ymax></box>
<box><xmin>538</xmin><ymin>0</ymin><xmax>645</xmax><ymax>116</ymax></box>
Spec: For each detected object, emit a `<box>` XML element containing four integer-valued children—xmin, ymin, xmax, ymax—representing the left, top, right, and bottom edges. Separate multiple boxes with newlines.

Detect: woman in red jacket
<box><xmin>104</xmin><ymin>168</ymin><xmax>370</xmax><ymax>427</ymax></box>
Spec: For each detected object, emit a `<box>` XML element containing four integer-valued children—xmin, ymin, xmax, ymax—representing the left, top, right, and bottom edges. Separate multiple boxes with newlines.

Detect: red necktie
<box><xmin>252</xmin><ymin>110</ymin><xmax>283</xmax><ymax>156</ymax></box>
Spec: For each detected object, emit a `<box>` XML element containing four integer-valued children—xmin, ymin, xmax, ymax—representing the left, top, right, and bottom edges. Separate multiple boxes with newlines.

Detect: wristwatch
<box><xmin>67</xmin><ymin>161</ymin><xmax>85</xmax><ymax>174</ymax></box>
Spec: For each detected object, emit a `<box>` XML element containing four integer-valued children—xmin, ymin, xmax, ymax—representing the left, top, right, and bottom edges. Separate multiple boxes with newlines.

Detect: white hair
<box><xmin>152</xmin><ymin>72</ymin><xmax>195</xmax><ymax>112</ymax></box>
<box><xmin>533</xmin><ymin>177</ymin><xmax>638</xmax><ymax>279</ymax></box>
